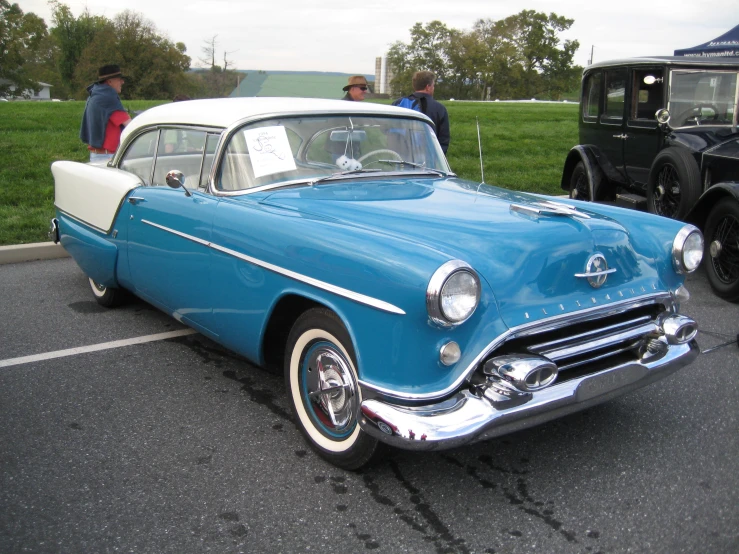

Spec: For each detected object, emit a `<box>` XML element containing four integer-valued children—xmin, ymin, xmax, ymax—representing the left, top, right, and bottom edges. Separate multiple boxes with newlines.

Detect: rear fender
<box><xmin>57</xmin><ymin>212</ymin><xmax>119</xmax><ymax>288</ymax></box>
<box><xmin>51</xmin><ymin>161</ymin><xmax>143</xmax><ymax>233</ymax></box>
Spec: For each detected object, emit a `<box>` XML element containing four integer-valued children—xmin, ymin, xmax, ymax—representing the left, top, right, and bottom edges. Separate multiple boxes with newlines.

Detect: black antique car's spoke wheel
<box><xmin>710</xmin><ymin>212</ymin><xmax>739</xmax><ymax>282</ymax></box>
<box><xmin>704</xmin><ymin>198</ymin><xmax>739</xmax><ymax>302</ymax></box>
<box><xmin>654</xmin><ymin>164</ymin><xmax>680</xmax><ymax>217</ymax></box>
<box><xmin>285</xmin><ymin>308</ymin><xmax>379</xmax><ymax>470</ymax></box>
<box><xmin>647</xmin><ymin>148</ymin><xmax>701</xmax><ymax>220</ymax></box>
<box><xmin>569</xmin><ymin>161</ymin><xmax>590</xmax><ymax>201</ymax></box>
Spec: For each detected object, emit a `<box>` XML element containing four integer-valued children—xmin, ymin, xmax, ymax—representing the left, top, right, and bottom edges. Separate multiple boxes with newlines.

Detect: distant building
<box><xmin>374</xmin><ymin>57</ymin><xmax>394</xmax><ymax>95</ymax></box>
<box><xmin>229</xmin><ymin>71</ymin><xmax>375</xmax><ymax>99</ymax></box>
<box><xmin>0</xmin><ymin>79</ymin><xmax>52</xmax><ymax>100</ymax></box>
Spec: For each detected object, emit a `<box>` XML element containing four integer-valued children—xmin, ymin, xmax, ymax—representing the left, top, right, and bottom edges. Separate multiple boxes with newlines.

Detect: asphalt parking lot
<box><xmin>1</xmin><ymin>257</ymin><xmax>737</xmax><ymax>553</ymax></box>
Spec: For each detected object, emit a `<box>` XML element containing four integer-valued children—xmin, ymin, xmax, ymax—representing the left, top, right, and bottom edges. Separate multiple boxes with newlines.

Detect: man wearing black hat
<box><xmin>342</xmin><ymin>76</ymin><xmax>370</xmax><ymax>101</ymax></box>
<box><xmin>80</xmin><ymin>64</ymin><xmax>132</xmax><ymax>162</ymax></box>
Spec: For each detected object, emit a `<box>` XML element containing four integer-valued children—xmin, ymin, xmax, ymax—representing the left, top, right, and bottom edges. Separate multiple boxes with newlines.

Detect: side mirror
<box><xmin>655</xmin><ymin>108</ymin><xmax>671</xmax><ymax>125</ymax></box>
<box><xmin>165</xmin><ymin>169</ymin><xmax>191</xmax><ymax>197</ymax></box>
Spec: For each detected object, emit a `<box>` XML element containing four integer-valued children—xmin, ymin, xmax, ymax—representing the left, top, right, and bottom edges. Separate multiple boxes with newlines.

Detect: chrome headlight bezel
<box><xmin>672</xmin><ymin>224</ymin><xmax>704</xmax><ymax>274</ymax></box>
<box><xmin>427</xmin><ymin>260</ymin><xmax>481</xmax><ymax>326</ymax></box>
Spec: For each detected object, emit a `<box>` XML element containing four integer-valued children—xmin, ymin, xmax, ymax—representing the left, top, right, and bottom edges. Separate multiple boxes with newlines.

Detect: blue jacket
<box><xmin>393</xmin><ymin>92</ymin><xmax>450</xmax><ymax>154</ymax></box>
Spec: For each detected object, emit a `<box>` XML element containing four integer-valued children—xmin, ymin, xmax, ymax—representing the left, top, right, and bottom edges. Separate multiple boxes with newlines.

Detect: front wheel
<box><xmin>88</xmin><ymin>278</ymin><xmax>125</xmax><ymax>307</ymax></box>
<box><xmin>285</xmin><ymin>307</ymin><xmax>379</xmax><ymax>469</ymax></box>
<box><xmin>704</xmin><ymin>198</ymin><xmax>739</xmax><ymax>302</ymax></box>
<box><xmin>647</xmin><ymin>148</ymin><xmax>701</xmax><ymax>219</ymax></box>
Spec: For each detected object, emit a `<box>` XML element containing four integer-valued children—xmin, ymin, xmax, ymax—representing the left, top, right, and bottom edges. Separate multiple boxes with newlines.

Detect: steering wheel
<box><xmin>357</xmin><ymin>149</ymin><xmax>402</xmax><ymax>165</ymax></box>
<box><xmin>675</xmin><ymin>103</ymin><xmax>720</xmax><ymax>125</ymax></box>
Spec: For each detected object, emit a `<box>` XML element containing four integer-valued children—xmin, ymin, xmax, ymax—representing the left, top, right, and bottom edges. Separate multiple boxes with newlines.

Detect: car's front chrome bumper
<box><xmin>359</xmin><ymin>339</ymin><xmax>699</xmax><ymax>451</ymax></box>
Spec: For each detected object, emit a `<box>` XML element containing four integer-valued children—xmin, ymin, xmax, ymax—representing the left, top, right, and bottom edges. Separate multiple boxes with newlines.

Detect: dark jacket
<box><xmin>393</xmin><ymin>92</ymin><xmax>450</xmax><ymax>154</ymax></box>
<box><xmin>79</xmin><ymin>83</ymin><xmax>126</xmax><ymax>148</ymax></box>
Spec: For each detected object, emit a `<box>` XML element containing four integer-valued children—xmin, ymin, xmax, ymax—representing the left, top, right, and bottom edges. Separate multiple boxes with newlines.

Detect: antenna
<box><xmin>476</xmin><ymin>117</ymin><xmax>485</xmax><ymax>184</ymax></box>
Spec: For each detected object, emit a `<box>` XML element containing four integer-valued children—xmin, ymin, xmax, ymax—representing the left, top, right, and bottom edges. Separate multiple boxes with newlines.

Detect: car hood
<box><xmin>258</xmin><ymin>177</ymin><xmax>662</xmax><ymax>327</ymax></box>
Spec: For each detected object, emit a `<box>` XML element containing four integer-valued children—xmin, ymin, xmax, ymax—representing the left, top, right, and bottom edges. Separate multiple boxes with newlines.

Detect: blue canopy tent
<box><xmin>674</xmin><ymin>24</ymin><xmax>739</xmax><ymax>57</ymax></box>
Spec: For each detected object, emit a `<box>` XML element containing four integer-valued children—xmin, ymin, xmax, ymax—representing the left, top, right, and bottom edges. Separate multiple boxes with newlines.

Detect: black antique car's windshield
<box><xmin>668</xmin><ymin>70</ymin><xmax>739</xmax><ymax>127</ymax></box>
<box><xmin>216</xmin><ymin>115</ymin><xmax>450</xmax><ymax>192</ymax></box>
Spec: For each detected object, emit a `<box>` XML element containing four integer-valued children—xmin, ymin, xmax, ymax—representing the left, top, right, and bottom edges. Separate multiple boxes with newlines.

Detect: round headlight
<box><xmin>427</xmin><ymin>260</ymin><xmax>481</xmax><ymax>326</ymax></box>
<box><xmin>672</xmin><ymin>225</ymin><xmax>703</xmax><ymax>274</ymax></box>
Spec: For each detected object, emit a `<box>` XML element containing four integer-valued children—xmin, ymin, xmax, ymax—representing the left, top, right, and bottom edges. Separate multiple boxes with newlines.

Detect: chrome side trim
<box><xmin>141</xmin><ymin>219</ymin><xmax>405</xmax><ymax>315</ymax></box>
<box><xmin>358</xmin><ymin>292</ymin><xmax>676</xmax><ymax>401</ymax></box>
<box><xmin>56</xmin><ymin>206</ymin><xmax>123</xmax><ymax>235</ymax></box>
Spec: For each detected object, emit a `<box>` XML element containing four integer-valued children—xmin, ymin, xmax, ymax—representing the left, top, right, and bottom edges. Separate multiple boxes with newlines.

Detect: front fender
<box><xmin>686</xmin><ymin>182</ymin><xmax>739</xmax><ymax>229</ymax></box>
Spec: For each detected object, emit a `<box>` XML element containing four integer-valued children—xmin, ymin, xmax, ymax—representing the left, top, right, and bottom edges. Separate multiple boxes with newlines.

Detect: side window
<box><xmin>118</xmin><ymin>129</ymin><xmax>159</xmax><ymax>185</ymax></box>
<box><xmin>602</xmin><ymin>69</ymin><xmax>627</xmax><ymax>122</ymax></box>
<box><xmin>152</xmin><ymin>129</ymin><xmax>208</xmax><ymax>190</ymax></box>
<box><xmin>582</xmin><ymin>71</ymin><xmax>602</xmax><ymax>121</ymax></box>
<box><xmin>631</xmin><ymin>69</ymin><xmax>663</xmax><ymax>121</ymax></box>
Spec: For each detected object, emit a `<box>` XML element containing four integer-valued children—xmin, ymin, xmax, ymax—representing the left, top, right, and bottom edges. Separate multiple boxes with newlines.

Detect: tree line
<box><xmin>0</xmin><ymin>0</ymin><xmax>239</xmax><ymax>100</ymax></box>
<box><xmin>388</xmin><ymin>11</ymin><xmax>581</xmax><ymax>100</ymax></box>
<box><xmin>1</xmin><ymin>2</ymin><xmax>581</xmax><ymax>101</ymax></box>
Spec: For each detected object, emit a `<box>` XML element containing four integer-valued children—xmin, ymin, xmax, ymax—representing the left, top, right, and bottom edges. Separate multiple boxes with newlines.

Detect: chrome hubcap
<box><xmin>710</xmin><ymin>240</ymin><xmax>722</xmax><ymax>258</ymax></box>
<box><xmin>305</xmin><ymin>346</ymin><xmax>356</xmax><ymax>431</ymax></box>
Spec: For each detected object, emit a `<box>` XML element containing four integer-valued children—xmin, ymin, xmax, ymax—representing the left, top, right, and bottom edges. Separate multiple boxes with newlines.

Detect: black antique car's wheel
<box><xmin>647</xmin><ymin>148</ymin><xmax>701</xmax><ymax>220</ymax></box>
<box><xmin>88</xmin><ymin>277</ymin><xmax>125</xmax><ymax>307</ymax></box>
<box><xmin>569</xmin><ymin>161</ymin><xmax>591</xmax><ymax>201</ymax></box>
<box><xmin>704</xmin><ymin>198</ymin><xmax>739</xmax><ymax>302</ymax></box>
<box><xmin>285</xmin><ymin>307</ymin><xmax>378</xmax><ymax>469</ymax></box>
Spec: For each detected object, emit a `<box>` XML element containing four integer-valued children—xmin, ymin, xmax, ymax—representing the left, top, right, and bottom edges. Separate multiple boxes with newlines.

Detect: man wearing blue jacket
<box><xmin>80</xmin><ymin>65</ymin><xmax>132</xmax><ymax>162</ymax></box>
<box><xmin>393</xmin><ymin>71</ymin><xmax>450</xmax><ymax>154</ymax></box>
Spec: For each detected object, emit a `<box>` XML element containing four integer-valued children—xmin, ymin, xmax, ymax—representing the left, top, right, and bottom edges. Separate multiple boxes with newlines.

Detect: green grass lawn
<box><xmin>0</xmin><ymin>100</ymin><xmax>578</xmax><ymax>246</ymax></box>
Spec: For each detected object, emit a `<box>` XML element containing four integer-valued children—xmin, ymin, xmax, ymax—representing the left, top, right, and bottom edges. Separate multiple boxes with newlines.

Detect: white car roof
<box><xmin>123</xmin><ymin>97</ymin><xmax>425</xmax><ymax>138</ymax></box>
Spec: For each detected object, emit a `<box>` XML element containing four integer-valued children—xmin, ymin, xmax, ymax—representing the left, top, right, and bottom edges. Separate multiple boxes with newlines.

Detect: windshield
<box><xmin>668</xmin><ymin>70</ymin><xmax>738</xmax><ymax>127</ymax></box>
<box><xmin>216</xmin><ymin>115</ymin><xmax>450</xmax><ymax>192</ymax></box>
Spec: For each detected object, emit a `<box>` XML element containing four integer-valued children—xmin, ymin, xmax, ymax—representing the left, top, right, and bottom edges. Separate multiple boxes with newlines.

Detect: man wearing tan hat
<box><xmin>80</xmin><ymin>64</ymin><xmax>132</xmax><ymax>162</ymax></box>
<box><xmin>342</xmin><ymin>76</ymin><xmax>370</xmax><ymax>101</ymax></box>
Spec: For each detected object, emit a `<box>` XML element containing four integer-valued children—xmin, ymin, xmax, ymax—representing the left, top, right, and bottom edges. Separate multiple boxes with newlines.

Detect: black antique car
<box><xmin>561</xmin><ymin>56</ymin><xmax>739</xmax><ymax>301</ymax></box>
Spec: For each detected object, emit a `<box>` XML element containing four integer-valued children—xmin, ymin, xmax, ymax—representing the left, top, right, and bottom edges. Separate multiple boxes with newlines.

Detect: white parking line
<box><xmin>0</xmin><ymin>329</ymin><xmax>198</xmax><ymax>369</ymax></box>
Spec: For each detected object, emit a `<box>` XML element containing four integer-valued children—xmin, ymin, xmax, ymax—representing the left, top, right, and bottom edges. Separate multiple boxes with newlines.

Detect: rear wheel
<box><xmin>285</xmin><ymin>307</ymin><xmax>379</xmax><ymax>469</ymax></box>
<box><xmin>647</xmin><ymin>148</ymin><xmax>701</xmax><ymax>219</ymax></box>
<box><xmin>704</xmin><ymin>198</ymin><xmax>739</xmax><ymax>302</ymax></box>
<box><xmin>88</xmin><ymin>278</ymin><xmax>125</xmax><ymax>307</ymax></box>
<box><xmin>569</xmin><ymin>161</ymin><xmax>591</xmax><ymax>201</ymax></box>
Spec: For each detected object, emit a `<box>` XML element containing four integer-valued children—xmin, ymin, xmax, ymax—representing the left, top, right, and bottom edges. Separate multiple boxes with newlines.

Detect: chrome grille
<box><xmin>487</xmin><ymin>303</ymin><xmax>666</xmax><ymax>383</ymax></box>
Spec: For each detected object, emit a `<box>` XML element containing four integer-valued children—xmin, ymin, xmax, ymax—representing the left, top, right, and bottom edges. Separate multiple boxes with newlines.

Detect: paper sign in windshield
<box><xmin>243</xmin><ymin>126</ymin><xmax>296</xmax><ymax>178</ymax></box>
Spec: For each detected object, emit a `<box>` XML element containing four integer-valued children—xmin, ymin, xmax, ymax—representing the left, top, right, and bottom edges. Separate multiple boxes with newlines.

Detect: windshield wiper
<box><xmin>309</xmin><ymin>168</ymin><xmax>382</xmax><ymax>186</ymax></box>
<box><xmin>376</xmin><ymin>160</ymin><xmax>452</xmax><ymax>177</ymax></box>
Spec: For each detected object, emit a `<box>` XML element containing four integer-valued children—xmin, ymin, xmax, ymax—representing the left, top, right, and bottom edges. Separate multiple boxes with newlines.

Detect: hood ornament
<box><xmin>510</xmin><ymin>200</ymin><xmax>591</xmax><ymax>219</ymax></box>
<box><xmin>575</xmin><ymin>253</ymin><xmax>616</xmax><ymax>288</ymax></box>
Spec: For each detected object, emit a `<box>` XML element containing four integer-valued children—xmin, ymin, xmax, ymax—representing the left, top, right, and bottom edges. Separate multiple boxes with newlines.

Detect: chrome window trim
<box><xmin>359</xmin><ymin>291</ymin><xmax>676</xmax><ymax>401</ymax></box>
<box><xmin>140</xmin><ymin>219</ymin><xmax>405</xmax><ymax>315</ymax></box>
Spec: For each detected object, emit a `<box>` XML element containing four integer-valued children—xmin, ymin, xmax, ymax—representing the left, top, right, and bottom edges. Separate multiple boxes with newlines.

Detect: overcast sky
<box><xmin>21</xmin><ymin>0</ymin><xmax>739</xmax><ymax>75</ymax></box>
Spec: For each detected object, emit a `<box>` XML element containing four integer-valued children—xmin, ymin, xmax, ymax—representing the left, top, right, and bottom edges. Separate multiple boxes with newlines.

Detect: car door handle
<box><xmin>613</xmin><ymin>134</ymin><xmax>628</xmax><ymax>139</ymax></box>
<box><xmin>128</xmin><ymin>196</ymin><xmax>146</xmax><ymax>204</ymax></box>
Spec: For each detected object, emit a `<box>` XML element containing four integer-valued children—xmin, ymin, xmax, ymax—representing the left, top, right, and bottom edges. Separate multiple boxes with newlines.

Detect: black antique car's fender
<box><xmin>687</xmin><ymin>182</ymin><xmax>739</xmax><ymax>301</ymax></box>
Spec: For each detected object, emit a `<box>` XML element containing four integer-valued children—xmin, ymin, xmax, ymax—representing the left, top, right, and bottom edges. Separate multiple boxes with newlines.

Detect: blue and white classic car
<box><xmin>50</xmin><ymin>98</ymin><xmax>703</xmax><ymax>469</ymax></box>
